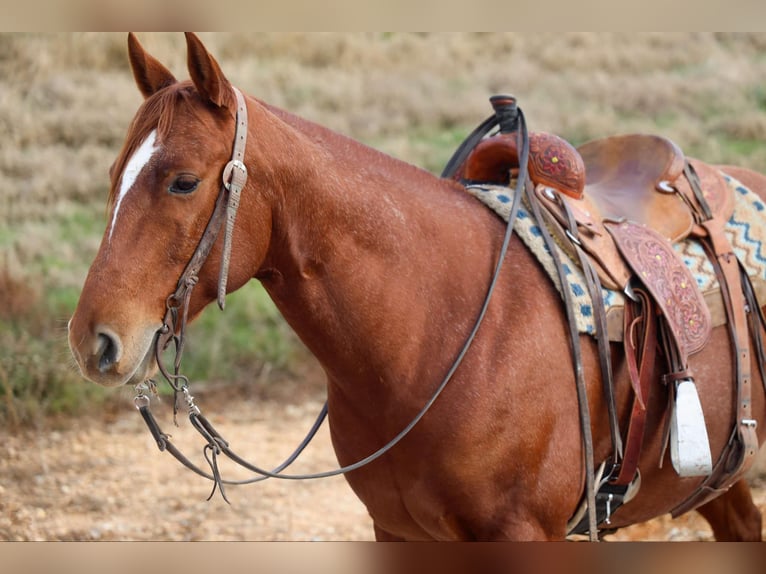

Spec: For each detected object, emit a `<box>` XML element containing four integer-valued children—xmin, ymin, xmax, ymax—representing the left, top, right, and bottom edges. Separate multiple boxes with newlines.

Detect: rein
<box><xmin>135</xmin><ymin>89</ymin><xmax>531</xmax><ymax>502</ymax></box>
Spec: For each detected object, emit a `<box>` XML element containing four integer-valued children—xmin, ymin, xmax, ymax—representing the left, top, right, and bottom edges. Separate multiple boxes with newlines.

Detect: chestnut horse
<box><xmin>68</xmin><ymin>33</ymin><xmax>766</xmax><ymax>540</ymax></box>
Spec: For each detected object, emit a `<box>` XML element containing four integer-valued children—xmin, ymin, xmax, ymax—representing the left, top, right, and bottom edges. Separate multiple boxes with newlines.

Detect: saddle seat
<box><xmin>578</xmin><ymin>134</ymin><xmax>690</xmax><ymax>241</ymax></box>
<box><xmin>554</xmin><ymin>135</ymin><xmax>734</xmax><ymax>291</ymax></box>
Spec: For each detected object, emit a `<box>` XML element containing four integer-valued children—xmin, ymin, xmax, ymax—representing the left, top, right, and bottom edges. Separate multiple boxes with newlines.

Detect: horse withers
<box><xmin>68</xmin><ymin>33</ymin><xmax>766</xmax><ymax>540</ymax></box>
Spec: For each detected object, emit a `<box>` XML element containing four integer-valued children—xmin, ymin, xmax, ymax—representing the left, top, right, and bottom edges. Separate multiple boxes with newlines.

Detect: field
<box><xmin>1</xmin><ymin>32</ymin><xmax>766</xmax><ymax>540</ymax></box>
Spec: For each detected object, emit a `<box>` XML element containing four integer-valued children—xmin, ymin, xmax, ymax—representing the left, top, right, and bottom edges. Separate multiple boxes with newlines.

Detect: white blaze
<box><xmin>109</xmin><ymin>130</ymin><xmax>159</xmax><ymax>240</ymax></box>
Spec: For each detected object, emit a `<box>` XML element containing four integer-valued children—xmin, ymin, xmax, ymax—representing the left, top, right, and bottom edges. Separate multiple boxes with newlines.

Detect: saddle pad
<box><xmin>465</xmin><ymin>172</ymin><xmax>766</xmax><ymax>339</ymax></box>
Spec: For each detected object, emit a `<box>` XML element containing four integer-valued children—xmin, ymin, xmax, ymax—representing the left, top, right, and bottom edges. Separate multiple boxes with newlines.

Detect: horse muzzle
<box><xmin>68</xmin><ymin>319</ymin><xmax>160</xmax><ymax>387</ymax></box>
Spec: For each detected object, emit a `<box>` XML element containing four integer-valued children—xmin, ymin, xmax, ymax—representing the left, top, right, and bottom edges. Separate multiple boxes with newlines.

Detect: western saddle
<box><xmin>447</xmin><ymin>96</ymin><xmax>762</xmax><ymax>535</ymax></box>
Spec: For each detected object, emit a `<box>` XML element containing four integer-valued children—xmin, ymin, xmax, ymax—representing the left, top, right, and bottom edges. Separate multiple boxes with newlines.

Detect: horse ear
<box><xmin>185</xmin><ymin>32</ymin><xmax>233</xmax><ymax>109</ymax></box>
<box><xmin>127</xmin><ymin>33</ymin><xmax>177</xmax><ymax>99</ymax></box>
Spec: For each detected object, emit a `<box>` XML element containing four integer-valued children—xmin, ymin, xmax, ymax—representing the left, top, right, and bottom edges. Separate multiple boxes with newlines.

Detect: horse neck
<box><xmin>252</xmin><ymin>103</ymin><xmax>504</xmax><ymax>389</ymax></box>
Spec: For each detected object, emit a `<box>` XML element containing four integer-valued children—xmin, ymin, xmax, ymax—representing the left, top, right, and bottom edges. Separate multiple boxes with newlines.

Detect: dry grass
<box><xmin>3</xmin><ymin>32</ymin><xmax>765</xmax><ymax>219</ymax></box>
<box><xmin>1</xmin><ymin>32</ymin><xmax>766</xmax><ymax>423</ymax></box>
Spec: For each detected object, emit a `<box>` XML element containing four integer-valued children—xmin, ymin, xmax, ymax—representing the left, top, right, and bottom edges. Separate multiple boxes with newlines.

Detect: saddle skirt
<box><xmin>466</xmin><ymin>173</ymin><xmax>766</xmax><ymax>342</ymax></box>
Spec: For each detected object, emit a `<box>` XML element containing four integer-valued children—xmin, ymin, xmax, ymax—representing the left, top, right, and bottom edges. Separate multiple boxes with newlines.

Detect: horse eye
<box><xmin>169</xmin><ymin>175</ymin><xmax>200</xmax><ymax>195</ymax></box>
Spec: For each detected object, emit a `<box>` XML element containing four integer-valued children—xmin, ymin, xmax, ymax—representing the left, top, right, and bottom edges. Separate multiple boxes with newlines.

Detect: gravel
<box><xmin>1</xmin><ymin>384</ymin><xmax>764</xmax><ymax>541</ymax></box>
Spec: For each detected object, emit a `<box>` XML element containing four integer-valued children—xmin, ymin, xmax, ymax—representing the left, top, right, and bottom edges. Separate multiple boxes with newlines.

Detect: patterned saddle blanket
<box><xmin>466</xmin><ymin>173</ymin><xmax>766</xmax><ymax>340</ymax></box>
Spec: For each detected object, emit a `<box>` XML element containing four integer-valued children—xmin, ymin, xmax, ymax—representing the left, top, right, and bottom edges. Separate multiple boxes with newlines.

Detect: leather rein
<box><xmin>135</xmin><ymin>88</ymin><xmax>534</xmax><ymax>504</ymax></box>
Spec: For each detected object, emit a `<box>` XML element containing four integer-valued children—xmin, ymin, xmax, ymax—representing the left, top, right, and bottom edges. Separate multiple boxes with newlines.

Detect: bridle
<box><xmin>134</xmin><ymin>87</ymin><xmax>533</xmax><ymax>504</ymax></box>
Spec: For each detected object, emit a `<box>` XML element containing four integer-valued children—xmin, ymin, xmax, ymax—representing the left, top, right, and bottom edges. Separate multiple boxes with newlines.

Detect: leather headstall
<box><xmin>135</xmin><ymin>91</ymin><xmax>534</xmax><ymax>505</ymax></box>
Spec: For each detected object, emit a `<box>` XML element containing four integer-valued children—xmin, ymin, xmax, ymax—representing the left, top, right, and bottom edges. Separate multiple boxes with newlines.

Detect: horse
<box><xmin>67</xmin><ymin>32</ymin><xmax>766</xmax><ymax>541</ymax></box>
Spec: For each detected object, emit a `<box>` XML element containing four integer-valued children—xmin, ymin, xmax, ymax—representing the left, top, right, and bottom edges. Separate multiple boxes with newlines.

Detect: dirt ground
<box><xmin>1</xmin><ymin>380</ymin><xmax>765</xmax><ymax>542</ymax></box>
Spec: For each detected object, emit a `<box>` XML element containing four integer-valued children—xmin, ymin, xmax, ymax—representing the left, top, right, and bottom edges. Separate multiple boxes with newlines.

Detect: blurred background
<box><xmin>1</xmin><ymin>32</ymin><xmax>765</xmax><ymax>540</ymax></box>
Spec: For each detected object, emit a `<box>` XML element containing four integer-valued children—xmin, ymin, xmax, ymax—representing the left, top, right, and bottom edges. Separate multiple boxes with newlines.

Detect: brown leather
<box><xmin>557</xmin><ymin>195</ymin><xmax>623</xmax><ymax>461</ymax></box>
<box><xmin>666</xmin><ymin>187</ymin><xmax>758</xmax><ymax>517</ymax></box>
<box><xmin>675</xmin><ymin>158</ymin><xmax>736</xmax><ymax>230</ymax></box>
<box><xmin>530</xmin><ymin>137</ymin><xmax>735</xmax><ymax>497</ymax></box>
<box><xmin>605</xmin><ymin>220</ymin><xmax>712</xmax><ymax>357</ymax></box>
<box><xmin>577</xmin><ymin>134</ymin><xmax>692</xmax><ymax>243</ymax></box>
<box><xmin>535</xmin><ymin>186</ymin><xmax>631</xmax><ymax>291</ymax></box>
<box><xmin>461</xmin><ymin>127</ymin><xmax>758</xmax><ymax>515</ymax></box>
<box><xmin>672</xmin><ymin>220</ymin><xmax>758</xmax><ymax>510</ymax></box>
<box><xmin>217</xmin><ymin>86</ymin><xmax>249</xmax><ymax>310</ymax></box>
<box><xmin>462</xmin><ymin>132</ymin><xmax>585</xmax><ymax>198</ymax></box>
<box><xmin>530</xmin><ymin>134</ymin><xmax>692</xmax><ymax>290</ymax></box>
<box><xmin>705</xmin><ymin>218</ymin><xmax>759</xmax><ymax>480</ymax></box>
<box><xmin>613</xmin><ymin>288</ymin><xmax>657</xmax><ymax>486</ymax></box>
<box><xmin>532</xmin><ymin>136</ymin><xmax>736</xmax><ymax>294</ymax></box>
<box><xmin>528</xmin><ymin>132</ymin><xmax>585</xmax><ymax>198</ymax></box>
<box><xmin>461</xmin><ymin>133</ymin><xmax>733</xmax><ymax>252</ymax></box>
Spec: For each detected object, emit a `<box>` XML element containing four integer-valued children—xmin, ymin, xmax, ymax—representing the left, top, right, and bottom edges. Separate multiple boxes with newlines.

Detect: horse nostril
<box><xmin>96</xmin><ymin>331</ymin><xmax>121</xmax><ymax>372</ymax></box>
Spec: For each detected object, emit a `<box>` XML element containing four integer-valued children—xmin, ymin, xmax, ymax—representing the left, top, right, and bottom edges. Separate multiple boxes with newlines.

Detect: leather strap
<box><xmin>613</xmin><ymin>288</ymin><xmax>657</xmax><ymax>485</ymax></box>
<box><xmin>165</xmin><ymin>86</ymin><xmax>249</xmax><ymax>319</ymax></box>
<box><xmin>668</xmin><ymin>169</ymin><xmax>759</xmax><ymax>516</ymax></box>
<box><xmin>172</xmin><ymin>187</ymin><xmax>229</xmax><ymax>304</ymax></box>
<box><xmin>555</xmin><ymin>194</ymin><xmax>623</xmax><ymax>463</ymax></box>
<box><xmin>217</xmin><ymin>86</ymin><xmax>249</xmax><ymax>310</ymax></box>
<box><xmin>524</xmin><ymin>180</ymin><xmax>599</xmax><ymax>540</ymax></box>
<box><xmin>741</xmin><ymin>262</ymin><xmax>766</xmax><ymax>396</ymax></box>
<box><xmin>701</xmin><ymin>220</ymin><xmax>758</xmax><ymax>480</ymax></box>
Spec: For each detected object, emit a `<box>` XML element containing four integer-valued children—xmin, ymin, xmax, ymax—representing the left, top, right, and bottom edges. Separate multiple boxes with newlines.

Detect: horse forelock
<box><xmin>107</xmin><ymin>82</ymin><xmax>212</xmax><ymax>212</ymax></box>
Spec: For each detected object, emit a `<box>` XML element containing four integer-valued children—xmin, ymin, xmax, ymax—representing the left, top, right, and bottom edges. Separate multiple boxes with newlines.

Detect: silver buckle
<box><xmin>222</xmin><ymin>159</ymin><xmax>248</xmax><ymax>191</ymax></box>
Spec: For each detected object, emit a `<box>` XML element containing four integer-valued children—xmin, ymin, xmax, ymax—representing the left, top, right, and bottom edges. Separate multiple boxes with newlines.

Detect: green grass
<box><xmin>414</xmin><ymin>127</ymin><xmax>476</xmax><ymax>175</ymax></box>
<box><xmin>721</xmin><ymin>138</ymin><xmax>766</xmax><ymax>157</ymax></box>
<box><xmin>367</xmin><ymin>125</ymin><xmax>471</xmax><ymax>177</ymax></box>
<box><xmin>756</xmin><ymin>86</ymin><xmax>766</xmax><ymax>112</ymax></box>
<box><xmin>0</xmin><ymin>275</ymin><xmax>303</xmax><ymax>428</ymax></box>
<box><xmin>0</xmin><ymin>308</ymin><xmax>110</xmax><ymax>429</ymax></box>
<box><xmin>181</xmin><ymin>282</ymin><xmax>302</xmax><ymax>385</ymax></box>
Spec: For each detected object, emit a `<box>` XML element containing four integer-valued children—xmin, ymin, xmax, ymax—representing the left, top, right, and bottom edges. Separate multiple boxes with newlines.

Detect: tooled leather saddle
<box><xmin>446</xmin><ymin>95</ymin><xmax>761</xmax><ymax>534</ymax></box>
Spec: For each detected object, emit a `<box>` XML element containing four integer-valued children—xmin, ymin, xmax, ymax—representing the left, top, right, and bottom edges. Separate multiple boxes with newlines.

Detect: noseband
<box><xmin>135</xmin><ymin>90</ymin><xmax>534</xmax><ymax>507</ymax></box>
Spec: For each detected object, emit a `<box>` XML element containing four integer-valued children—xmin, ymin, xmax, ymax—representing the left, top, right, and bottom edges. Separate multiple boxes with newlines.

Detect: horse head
<box><xmin>68</xmin><ymin>33</ymin><xmax>272</xmax><ymax>387</ymax></box>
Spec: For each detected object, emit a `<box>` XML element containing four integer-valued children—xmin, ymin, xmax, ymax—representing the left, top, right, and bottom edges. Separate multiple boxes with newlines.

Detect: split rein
<box><xmin>134</xmin><ymin>89</ymin><xmax>530</xmax><ymax>503</ymax></box>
